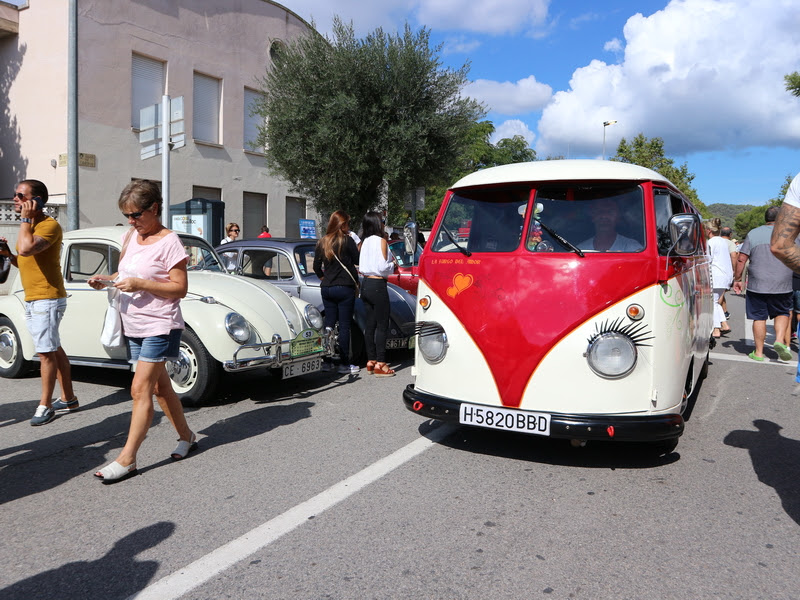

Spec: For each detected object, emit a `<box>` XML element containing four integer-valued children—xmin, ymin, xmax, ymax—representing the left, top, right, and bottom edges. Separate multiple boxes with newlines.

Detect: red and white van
<box><xmin>402</xmin><ymin>160</ymin><xmax>713</xmax><ymax>451</ymax></box>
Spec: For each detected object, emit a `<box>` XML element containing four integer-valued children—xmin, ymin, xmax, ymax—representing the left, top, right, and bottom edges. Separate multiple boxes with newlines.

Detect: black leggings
<box><xmin>361</xmin><ymin>277</ymin><xmax>390</xmax><ymax>362</ymax></box>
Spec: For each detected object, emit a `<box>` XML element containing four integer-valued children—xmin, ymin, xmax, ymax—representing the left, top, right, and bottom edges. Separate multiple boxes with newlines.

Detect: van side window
<box><xmin>653</xmin><ymin>188</ymin><xmax>688</xmax><ymax>256</ymax></box>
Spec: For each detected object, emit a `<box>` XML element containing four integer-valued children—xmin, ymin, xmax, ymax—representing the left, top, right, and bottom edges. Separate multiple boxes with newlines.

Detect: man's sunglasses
<box><xmin>13</xmin><ymin>193</ymin><xmax>25</xmax><ymax>200</ymax></box>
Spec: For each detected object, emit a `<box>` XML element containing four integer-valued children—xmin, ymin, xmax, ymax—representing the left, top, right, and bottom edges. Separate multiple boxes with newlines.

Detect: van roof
<box><xmin>451</xmin><ymin>159</ymin><xmax>676</xmax><ymax>190</ymax></box>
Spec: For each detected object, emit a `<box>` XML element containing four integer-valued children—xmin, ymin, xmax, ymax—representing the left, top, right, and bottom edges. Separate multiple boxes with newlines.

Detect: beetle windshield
<box><xmin>294</xmin><ymin>244</ymin><xmax>318</xmax><ymax>278</ymax></box>
<box><xmin>181</xmin><ymin>235</ymin><xmax>226</xmax><ymax>272</ymax></box>
<box><xmin>527</xmin><ymin>184</ymin><xmax>645</xmax><ymax>254</ymax></box>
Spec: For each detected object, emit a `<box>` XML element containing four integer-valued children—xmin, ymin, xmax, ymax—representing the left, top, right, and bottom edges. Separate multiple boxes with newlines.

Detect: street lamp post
<box><xmin>602</xmin><ymin>120</ymin><xmax>617</xmax><ymax>160</ymax></box>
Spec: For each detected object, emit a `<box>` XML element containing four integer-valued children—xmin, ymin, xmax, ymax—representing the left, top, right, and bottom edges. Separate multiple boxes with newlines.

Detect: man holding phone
<box><xmin>0</xmin><ymin>179</ymin><xmax>77</xmax><ymax>425</ymax></box>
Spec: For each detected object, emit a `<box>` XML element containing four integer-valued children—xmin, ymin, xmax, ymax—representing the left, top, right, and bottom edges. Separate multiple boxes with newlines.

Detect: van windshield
<box><xmin>431</xmin><ymin>188</ymin><xmax>528</xmax><ymax>253</ymax></box>
<box><xmin>528</xmin><ymin>184</ymin><xmax>645</xmax><ymax>253</ymax></box>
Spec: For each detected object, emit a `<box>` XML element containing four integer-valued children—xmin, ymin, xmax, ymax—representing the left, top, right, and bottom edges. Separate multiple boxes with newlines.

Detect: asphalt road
<box><xmin>1</xmin><ymin>292</ymin><xmax>799</xmax><ymax>600</ymax></box>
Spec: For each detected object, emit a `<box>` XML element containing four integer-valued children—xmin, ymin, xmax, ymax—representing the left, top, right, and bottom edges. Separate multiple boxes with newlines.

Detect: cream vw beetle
<box><xmin>0</xmin><ymin>226</ymin><xmax>330</xmax><ymax>405</ymax></box>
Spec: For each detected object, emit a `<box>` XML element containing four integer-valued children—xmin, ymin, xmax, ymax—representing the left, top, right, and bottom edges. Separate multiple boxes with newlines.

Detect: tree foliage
<box><xmin>732</xmin><ymin>174</ymin><xmax>794</xmax><ymax>238</ymax></box>
<box><xmin>397</xmin><ymin>121</ymin><xmax>537</xmax><ymax>228</ymax></box>
<box><xmin>786</xmin><ymin>71</ymin><xmax>800</xmax><ymax>97</ymax></box>
<box><xmin>611</xmin><ymin>134</ymin><xmax>709</xmax><ymax>217</ymax></box>
<box><xmin>254</xmin><ymin>18</ymin><xmax>485</xmax><ymax>220</ymax></box>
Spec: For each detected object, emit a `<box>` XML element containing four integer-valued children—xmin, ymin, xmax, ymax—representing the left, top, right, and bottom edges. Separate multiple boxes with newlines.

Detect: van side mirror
<box><xmin>668</xmin><ymin>214</ymin><xmax>701</xmax><ymax>256</ymax></box>
<box><xmin>404</xmin><ymin>221</ymin><xmax>418</xmax><ymax>256</ymax></box>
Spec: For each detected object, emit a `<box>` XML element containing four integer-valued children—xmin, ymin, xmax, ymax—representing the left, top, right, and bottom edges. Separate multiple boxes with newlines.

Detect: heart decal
<box><xmin>446</xmin><ymin>273</ymin><xmax>474</xmax><ymax>298</ymax></box>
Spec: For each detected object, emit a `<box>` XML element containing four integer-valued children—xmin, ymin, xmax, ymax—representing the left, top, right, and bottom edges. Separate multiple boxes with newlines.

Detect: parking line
<box><xmin>128</xmin><ymin>423</ymin><xmax>457</xmax><ymax>600</ymax></box>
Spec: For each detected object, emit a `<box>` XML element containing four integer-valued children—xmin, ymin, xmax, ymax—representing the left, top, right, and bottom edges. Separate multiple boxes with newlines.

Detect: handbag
<box><xmin>100</xmin><ymin>286</ymin><xmax>124</xmax><ymax>348</ymax></box>
<box><xmin>99</xmin><ymin>228</ymin><xmax>134</xmax><ymax>349</ymax></box>
<box><xmin>333</xmin><ymin>252</ymin><xmax>360</xmax><ymax>296</ymax></box>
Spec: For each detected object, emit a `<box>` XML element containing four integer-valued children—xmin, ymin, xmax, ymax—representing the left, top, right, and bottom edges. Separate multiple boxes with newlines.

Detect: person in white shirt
<box><xmin>358</xmin><ymin>211</ymin><xmax>396</xmax><ymax>377</ymax></box>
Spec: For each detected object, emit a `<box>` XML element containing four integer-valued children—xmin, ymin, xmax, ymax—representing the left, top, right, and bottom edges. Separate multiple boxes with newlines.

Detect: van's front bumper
<box><xmin>403</xmin><ymin>385</ymin><xmax>683</xmax><ymax>442</ymax></box>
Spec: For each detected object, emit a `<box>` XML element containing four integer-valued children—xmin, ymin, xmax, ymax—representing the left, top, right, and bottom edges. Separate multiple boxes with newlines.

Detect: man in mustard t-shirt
<box><xmin>0</xmin><ymin>180</ymin><xmax>77</xmax><ymax>425</ymax></box>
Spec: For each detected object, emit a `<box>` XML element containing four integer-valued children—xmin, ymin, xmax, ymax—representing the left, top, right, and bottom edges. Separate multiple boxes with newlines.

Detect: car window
<box><xmin>218</xmin><ymin>249</ymin><xmax>238</xmax><ymax>271</ymax></box>
<box><xmin>181</xmin><ymin>236</ymin><xmax>226</xmax><ymax>272</ymax></box>
<box><xmin>294</xmin><ymin>245</ymin><xmax>317</xmax><ymax>277</ymax></box>
<box><xmin>66</xmin><ymin>243</ymin><xmax>119</xmax><ymax>282</ymax></box>
<box><xmin>241</xmin><ymin>249</ymin><xmax>277</xmax><ymax>279</ymax></box>
<box><xmin>527</xmin><ymin>184</ymin><xmax>645</xmax><ymax>253</ymax></box>
<box><xmin>273</xmin><ymin>253</ymin><xmax>295</xmax><ymax>281</ymax></box>
<box><xmin>432</xmin><ymin>188</ymin><xmax>528</xmax><ymax>253</ymax></box>
<box><xmin>389</xmin><ymin>241</ymin><xmax>421</xmax><ymax>267</ymax></box>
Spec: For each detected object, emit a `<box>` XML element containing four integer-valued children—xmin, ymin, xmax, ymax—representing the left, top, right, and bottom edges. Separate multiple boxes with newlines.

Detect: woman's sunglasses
<box><xmin>230</xmin><ymin>228</ymin><xmax>240</xmax><ymax>233</ymax></box>
<box><xmin>121</xmin><ymin>204</ymin><xmax>155</xmax><ymax>219</ymax></box>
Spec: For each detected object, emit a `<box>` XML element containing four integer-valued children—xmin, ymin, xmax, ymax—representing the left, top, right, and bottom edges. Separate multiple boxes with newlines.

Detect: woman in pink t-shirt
<box><xmin>89</xmin><ymin>180</ymin><xmax>196</xmax><ymax>483</ymax></box>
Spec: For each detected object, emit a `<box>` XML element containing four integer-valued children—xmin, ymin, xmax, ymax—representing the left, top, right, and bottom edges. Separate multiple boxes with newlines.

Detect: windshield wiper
<box><xmin>441</xmin><ymin>224</ymin><xmax>472</xmax><ymax>257</ymax></box>
<box><xmin>537</xmin><ymin>219</ymin><xmax>584</xmax><ymax>258</ymax></box>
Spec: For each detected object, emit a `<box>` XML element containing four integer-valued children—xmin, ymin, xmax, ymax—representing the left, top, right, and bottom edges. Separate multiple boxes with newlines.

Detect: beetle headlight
<box><xmin>305</xmin><ymin>305</ymin><xmax>323</xmax><ymax>330</ymax></box>
<box><xmin>225</xmin><ymin>312</ymin><xmax>251</xmax><ymax>344</ymax></box>
<box><xmin>586</xmin><ymin>332</ymin><xmax>637</xmax><ymax>379</ymax></box>
<box><xmin>417</xmin><ymin>322</ymin><xmax>448</xmax><ymax>364</ymax></box>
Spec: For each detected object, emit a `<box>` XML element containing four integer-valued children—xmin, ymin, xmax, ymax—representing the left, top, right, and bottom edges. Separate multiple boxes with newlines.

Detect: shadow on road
<box><xmin>724</xmin><ymin>419</ymin><xmax>800</xmax><ymax>525</ymax></box>
<box><xmin>0</xmin><ymin>521</ymin><xmax>174</xmax><ymax>600</ymax></box>
<box><xmin>425</xmin><ymin>421</ymin><xmax>680</xmax><ymax>469</ymax></box>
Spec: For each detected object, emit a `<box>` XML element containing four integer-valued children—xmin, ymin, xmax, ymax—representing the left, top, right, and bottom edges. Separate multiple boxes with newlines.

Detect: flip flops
<box><xmin>774</xmin><ymin>343</ymin><xmax>792</xmax><ymax>362</ymax></box>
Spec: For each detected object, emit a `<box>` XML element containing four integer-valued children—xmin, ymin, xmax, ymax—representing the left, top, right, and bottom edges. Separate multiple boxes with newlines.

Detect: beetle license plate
<box><xmin>282</xmin><ymin>357</ymin><xmax>322</xmax><ymax>379</ymax></box>
<box><xmin>385</xmin><ymin>338</ymin><xmax>408</xmax><ymax>349</ymax></box>
<box><xmin>459</xmin><ymin>403</ymin><xmax>550</xmax><ymax>436</ymax></box>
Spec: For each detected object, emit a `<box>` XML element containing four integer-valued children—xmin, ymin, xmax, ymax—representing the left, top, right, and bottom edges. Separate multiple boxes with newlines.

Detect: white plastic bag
<box><xmin>100</xmin><ymin>286</ymin><xmax>124</xmax><ymax>348</ymax></box>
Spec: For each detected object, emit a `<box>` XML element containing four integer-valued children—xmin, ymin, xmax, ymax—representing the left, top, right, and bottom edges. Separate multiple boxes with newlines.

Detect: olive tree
<box><xmin>254</xmin><ymin>18</ymin><xmax>485</xmax><ymax>219</ymax></box>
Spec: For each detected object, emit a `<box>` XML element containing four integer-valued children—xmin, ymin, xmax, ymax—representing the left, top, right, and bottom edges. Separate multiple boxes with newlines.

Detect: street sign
<box><xmin>139</xmin><ymin>96</ymin><xmax>185</xmax><ymax>158</ymax></box>
<box><xmin>403</xmin><ymin>187</ymin><xmax>425</xmax><ymax>211</ymax></box>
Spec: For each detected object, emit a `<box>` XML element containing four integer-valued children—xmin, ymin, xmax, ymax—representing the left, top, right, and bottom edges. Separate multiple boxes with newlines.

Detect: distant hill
<box><xmin>707</xmin><ymin>203</ymin><xmax>759</xmax><ymax>230</ymax></box>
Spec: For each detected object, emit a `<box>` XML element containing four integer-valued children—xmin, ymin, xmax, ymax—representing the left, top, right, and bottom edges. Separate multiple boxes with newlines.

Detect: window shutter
<box><xmin>193</xmin><ymin>73</ymin><xmax>220</xmax><ymax>143</ymax></box>
<box><xmin>131</xmin><ymin>55</ymin><xmax>164</xmax><ymax>129</ymax></box>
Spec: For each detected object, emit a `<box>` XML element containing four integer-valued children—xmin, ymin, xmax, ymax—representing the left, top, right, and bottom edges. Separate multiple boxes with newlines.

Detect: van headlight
<box><xmin>305</xmin><ymin>305</ymin><xmax>323</xmax><ymax>330</ymax></box>
<box><xmin>225</xmin><ymin>312</ymin><xmax>251</xmax><ymax>344</ymax></box>
<box><xmin>586</xmin><ymin>332</ymin><xmax>637</xmax><ymax>379</ymax></box>
<box><xmin>417</xmin><ymin>321</ymin><xmax>448</xmax><ymax>363</ymax></box>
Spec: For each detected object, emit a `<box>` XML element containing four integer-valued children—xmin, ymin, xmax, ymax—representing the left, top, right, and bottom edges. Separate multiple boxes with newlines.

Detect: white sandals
<box><xmin>171</xmin><ymin>432</ymin><xmax>198</xmax><ymax>460</ymax></box>
<box><xmin>94</xmin><ymin>460</ymin><xmax>137</xmax><ymax>483</ymax></box>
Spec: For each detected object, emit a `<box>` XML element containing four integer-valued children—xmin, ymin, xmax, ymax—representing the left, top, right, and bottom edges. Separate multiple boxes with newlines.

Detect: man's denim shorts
<box><xmin>24</xmin><ymin>297</ymin><xmax>67</xmax><ymax>354</ymax></box>
<box><xmin>127</xmin><ymin>329</ymin><xmax>183</xmax><ymax>364</ymax></box>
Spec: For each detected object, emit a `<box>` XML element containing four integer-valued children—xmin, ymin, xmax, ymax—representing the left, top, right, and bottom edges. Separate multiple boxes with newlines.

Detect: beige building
<box><xmin>0</xmin><ymin>0</ymin><xmax>317</xmax><ymax>243</ymax></box>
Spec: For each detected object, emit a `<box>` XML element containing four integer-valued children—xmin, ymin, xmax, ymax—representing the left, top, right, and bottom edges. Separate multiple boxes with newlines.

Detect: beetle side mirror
<box><xmin>403</xmin><ymin>221</ymin><xmax>417</xmax><ymax>257</ymax></box>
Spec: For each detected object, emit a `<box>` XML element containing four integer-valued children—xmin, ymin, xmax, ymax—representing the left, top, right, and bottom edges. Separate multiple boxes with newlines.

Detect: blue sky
<box><xmin>288</xmin><ymin>0</ymin><xmax>800</xmax><ymax>207</ymax></box>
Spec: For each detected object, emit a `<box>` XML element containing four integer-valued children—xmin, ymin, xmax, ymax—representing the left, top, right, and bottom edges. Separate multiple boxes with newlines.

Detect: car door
<box><xmin>59</xmin><ymin>240</ymin><xmax>128</xmax><ymax>360</ymax></box>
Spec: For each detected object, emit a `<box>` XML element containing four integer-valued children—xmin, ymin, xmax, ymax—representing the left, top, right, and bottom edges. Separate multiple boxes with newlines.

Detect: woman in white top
<box><xmin>705</xmin><ymin>218</ymin><xmax>734</xmax><ymax>338</ymax></box>
<box><xmin>219</xmin><ymin>222</ymin><xmax>240</xmax><ymax>245</ymax></box>
<box><xmin>358</xmin><ymin>211</ymin><xmax>396</xmax><ymax>377</ymax></box>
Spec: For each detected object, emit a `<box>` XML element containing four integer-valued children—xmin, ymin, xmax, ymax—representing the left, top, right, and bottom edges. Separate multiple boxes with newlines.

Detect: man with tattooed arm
<box><xmin>0</xmin><ymin>180</ymin><xmax>77</xmax><ymax>425</ymax></box>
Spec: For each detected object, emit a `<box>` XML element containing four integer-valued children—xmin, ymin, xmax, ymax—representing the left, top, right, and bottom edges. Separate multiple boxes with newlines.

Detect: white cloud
<box><xmin>286</xmin><ymin>0</ymin><xmax>551</xmax><ymax>36</ymax></box>
<box><xmin>603</xmin><ymin>37</ymin><xmax>622</xmax><ymax>52</ymax></box>
<box><xmin>491</xmin><ymin>120</ymin><xmax>536</xmax><ymax>145</ymax></box>
<box><xmin>442</xmin><ymin>35</ymin><xmax>482</xmax><ymax>55</ymax></box>
<box><xmin>536</xmin><ymin>0</ymin><xmax>800</xmax><ymax>158</ymax></box>
<box><xmin>465</xmin><ymin>76</ymin><xmax>553</xmax><ymax>115</ymax></box>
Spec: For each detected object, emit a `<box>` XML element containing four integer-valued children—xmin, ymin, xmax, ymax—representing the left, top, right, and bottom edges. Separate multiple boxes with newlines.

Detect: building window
<box><xmin>244</xmin><ymin>88</ymin><xmax>266</xmax><ymax>153</ymax></box>
<box><xmin>243</xmin><ymin>192</ymin><xmax>268</xmax><ymax>238</ymax></box>
<box><xmin>193</xmin><ymin>73</ymin><xmax>221</xmax><ymax>144</ymax></box>
<box><xmin>285</xmin><ymin>196</ymin><xmax>306</xmax><ymax>238</ymax></box>
<box><xmin>192</xmin><ymin>186</ymin><xmax>221</xmax><ymax>202</ymax></box>
<box><xmin>131</xmin><ymin>54</ymin><xmax>164</xmax><ymax>129</ymax></box>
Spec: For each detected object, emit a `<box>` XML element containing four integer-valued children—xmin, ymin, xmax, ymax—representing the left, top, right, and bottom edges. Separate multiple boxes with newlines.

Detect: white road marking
<box><xmin>710</xmin><ymin>352</ymin><xmax>795</xmax><ymax>366</ymax></box>
<box><xmin>128</xmin><ymin>423</ymin><xmax>457</xmax><ymax>600</ymax></box>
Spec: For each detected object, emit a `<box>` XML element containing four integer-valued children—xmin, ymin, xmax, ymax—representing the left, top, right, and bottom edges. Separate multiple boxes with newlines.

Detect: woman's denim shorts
<box><xmin>127</xmin><ymin>329</ymin><xmax>183</xmax><ymax>364</ymax></box>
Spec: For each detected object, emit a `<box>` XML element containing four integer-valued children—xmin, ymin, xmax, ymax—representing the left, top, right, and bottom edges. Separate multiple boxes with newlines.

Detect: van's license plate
<box><xmin>283</xmin><ymin>357</ymin><xmax>321</xmax><ymax>379</ymax></box>
<box><xmin>459</xmin><ymin>403</ymin><xmax>551</xmax><ymax>436</ymax></box>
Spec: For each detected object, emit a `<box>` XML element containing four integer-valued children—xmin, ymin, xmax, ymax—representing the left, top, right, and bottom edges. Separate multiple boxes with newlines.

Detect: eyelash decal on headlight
<box><xmin>415</xmin><ymin>321</ymin><xmax>445</xmax><ymax>338</ymax></box>
<box><xmin>587</xmin><ymin>318</ymin><xmax>654</xmax><ymax>347</ymax></box>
